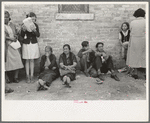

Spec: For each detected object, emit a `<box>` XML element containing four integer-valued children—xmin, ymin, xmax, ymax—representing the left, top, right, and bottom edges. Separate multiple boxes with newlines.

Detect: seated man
<box><xmin>37</xmin><ymin>46</ymin><xmax>60</xmax><ymax>91</ymax></box>
<box><xmin>77</xmin><ymin>41</ymin><xmax>96</xmax><ymax>77</ymax></box>
<box><xmin>93</xmin><ymin>42</ymin><xmax>120</xmax><ymax>81</ymax></box>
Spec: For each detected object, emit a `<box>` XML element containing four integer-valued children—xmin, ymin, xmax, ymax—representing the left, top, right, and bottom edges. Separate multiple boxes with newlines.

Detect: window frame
<box><xmin>58</xmin><ymin>4</ymin><xmax>89</xmax><ymax>13</ymax></box>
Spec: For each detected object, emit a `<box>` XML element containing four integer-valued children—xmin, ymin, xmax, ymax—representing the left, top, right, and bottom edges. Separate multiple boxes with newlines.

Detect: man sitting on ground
<box><xmin>92</xmin><ymin>42</ymin><xmax>120</xmax><ymax>82</ymax></box>
<box><xmin>77</xmin><ymin>41</ymin><xmax>96</xmax><ymax>77</ymax></box>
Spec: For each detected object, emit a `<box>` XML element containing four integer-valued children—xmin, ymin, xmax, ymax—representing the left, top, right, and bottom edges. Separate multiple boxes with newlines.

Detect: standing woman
<box><xmin>20</xmin><ymin>12</ymin><xmax>40</xmax><ymax>83</ymax></box>
<box><xmin>59</xmin><ymin>44</ymin><xmax>77</xmax><ymax>88</ymax></box>
<box><xmin>126</xmin><ymin>8</ymin><xmax>146</xmax><ymax>79</ymax></box>
<box><xmin>5</xmin><ymin>11</ymin><xmax>24</xmax><ymax>83</ymax></box>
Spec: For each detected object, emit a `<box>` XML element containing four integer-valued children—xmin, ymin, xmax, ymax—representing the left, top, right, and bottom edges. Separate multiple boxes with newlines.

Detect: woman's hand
<box><xmin>31</xmin><ymin>25</ymin><xmax>36</xmax><ymax>32</ymax></box>
<box><xmin>45</xmin><ymin>52</ymin><xmax>50</xmax><ymax>57</ymax></box>
<box><xmin>9</xmin><ymin>37</ymin><xmax>17</xmax><ymax>42</ymax></box>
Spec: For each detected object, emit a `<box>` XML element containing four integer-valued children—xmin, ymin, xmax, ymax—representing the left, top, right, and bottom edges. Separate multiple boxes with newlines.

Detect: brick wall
<box><xmin>5</xmin><ymin>3</ymin><xmax>146</xmax><ymax>73</ymax></box>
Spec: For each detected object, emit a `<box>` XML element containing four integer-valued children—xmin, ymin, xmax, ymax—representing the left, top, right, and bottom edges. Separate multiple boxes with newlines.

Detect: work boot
<box><xmin>111</xmin><ymin>74</ymin><xmax>120</xmax><ymax>81</ymax></box>
<box><xmin>84</xmin><ymin>71</ymin><xmax>90</xmax><ymax>77</ymax></box>
<box><xmin>98</xmin><ymin>74</ymin><xmax>105</xmax><ymax>81</ymax></box>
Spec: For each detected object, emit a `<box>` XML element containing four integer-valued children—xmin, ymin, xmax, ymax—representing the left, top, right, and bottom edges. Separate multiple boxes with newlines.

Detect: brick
<box><xmin>5</xmin><ymin>3</ymin><xmax>144</xmax><ymax>70</ymax></box>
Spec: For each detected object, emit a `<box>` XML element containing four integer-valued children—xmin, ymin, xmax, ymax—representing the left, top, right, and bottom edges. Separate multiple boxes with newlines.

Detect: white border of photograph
<box><xmin>1</xmin><ymin>1</ymin><xmax>149</xmax><ymax>121</ymax></box>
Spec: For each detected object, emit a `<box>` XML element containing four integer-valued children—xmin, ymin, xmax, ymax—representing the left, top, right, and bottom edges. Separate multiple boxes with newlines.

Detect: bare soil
<box><xmin>5</xmin><ymin>72</ymin><xmax>146</xmax><ymax>100</ymax></box>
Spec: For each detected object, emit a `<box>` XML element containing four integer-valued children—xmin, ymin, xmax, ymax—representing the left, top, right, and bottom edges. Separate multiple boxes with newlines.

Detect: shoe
<box><xmin>6</xmin><ymin>79</ymin><xmax>12</xmax><ymax>84</ymax></box>
<box><xmin>131</xmin><ymin>74</ymin><xmax>138</xmax><ymax>79</ymax></box>
<box><xmin>26</xmin><ymin>76</ymin><xmax>30</xmax><ymax>83</ymax></box>
<box><xmin>96</xmin><ymin>78</ymin><xmax>103</xmax><ymax>84</ymax></box>
<box><xmin>111</xmin><ymin>74</ymin><xmax>120</xmax><ymax>81</ymax></box>
<box><xmin>84</xmin><ymin>71</ymin><xmax>90</xmax><ymax>77</ymax></box>
<box><xmin>5</xmin><ymin>88</ymin><xmax>14</xmax><ymax>93</ymax></box>
<box><xmin>13</xmin><ymin>78</ymin><xmax>19</xmax><ymax>83</ymax></box>
<box><xmin>62</xmin><ymin>82</ymin><xmax>66</xmax><ymax>85</ymax></box>
<box><xmin>66</xmin><ymin>83</ymin><xmax>71</xmax><ymax>88</ymax></box>
<box><xmin>30</xmin><ymin>76</ymin><xmax>34</xmax><ymax>83</ymax></box>
<box><xmin>98</xmin><ymin>74</ymin><xmax>105</xmax><ymax>81</ymax></box>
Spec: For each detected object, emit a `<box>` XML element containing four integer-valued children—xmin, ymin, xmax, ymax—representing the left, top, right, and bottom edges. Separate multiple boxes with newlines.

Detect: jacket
<box><xmin>40</xmin><ymin>54</ymin><xmax>59</xmax><ymax>74</ymax></box>
<box><xmin>19</xmin><ymin>23</ymin><xmax>40</xmax><ymax>44</ymax></box>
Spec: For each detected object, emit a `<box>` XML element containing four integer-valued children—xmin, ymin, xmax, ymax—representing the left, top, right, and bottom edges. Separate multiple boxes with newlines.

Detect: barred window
<box><xmin>58</xmin><ymin>4</ymin><xmax>89</xmax><ymax>13</ymax></box>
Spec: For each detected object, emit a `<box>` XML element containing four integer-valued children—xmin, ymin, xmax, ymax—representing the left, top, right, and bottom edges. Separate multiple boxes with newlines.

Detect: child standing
<box><xmin>20</xmin><ymin>12</ymin><xmax>40</xmax><ymax>83</ymax></box>
<box><xmin>119</xmin><ymin>22</ymin><xmax>130</xmax><ymax>72</ymax></box>
<box><xmin>119</xmin><ymin>22</ymin><xmax>130</xmax><ymax>61</ymax></box>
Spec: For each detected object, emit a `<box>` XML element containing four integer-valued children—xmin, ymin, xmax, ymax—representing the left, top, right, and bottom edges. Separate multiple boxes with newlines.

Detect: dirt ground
<box><xmin>5</xmin><ymin>71</ymin><xmax>146</xmax><ymax>100</ymax></box>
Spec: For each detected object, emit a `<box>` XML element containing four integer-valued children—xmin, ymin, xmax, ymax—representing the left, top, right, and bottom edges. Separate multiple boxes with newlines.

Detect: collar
<box><xmin>136</xmin><ymin>17</ymin><xmax>145</xmax><ymax>20</ymax></box>
<box><xmin>121</xmin><ymin>30</ymin><xmax>129</xmax><ymax>36</ymax></box>
<box><xmin>5</xmin><ymin>21</ymin><xmax>11</xmax><ymax>26</ymax></box>
<box><xmin>63</xmin><ymin>52</ymin><xmax>71</xmax><ymax>58</ymax></box>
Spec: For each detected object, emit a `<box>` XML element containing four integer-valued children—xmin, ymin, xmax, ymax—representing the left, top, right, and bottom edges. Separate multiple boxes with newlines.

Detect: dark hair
<box><xmin>26</xmin><ymin>12</ymin><xmax>37</xmax><ymax>18</ymax></box>
<box><xmin>5</xmin><ymin>11</ymin><xmax>11</xmax><ymax>20</ymax></box>
<box><xmin>121</xmin><ymin>22</ymin><xmax>130</xmax><ymax>30</ymax></box>
<box><xmin>26</xmin><ymin>12</ymin><xmax>37</xmax><ymax>22</ymax></box>
<box><xmin>63</xmin><ymin>44</ymin><xmax>71</xmax><ymax>50</ymax></box>
<box><xmin>5</xmin><ymin>11</ymin><xmax>10</xmax><ymax>17</ymax></box>
<box><xmin>133</xmin><ymin>8</ymin><xmax>145</xmax><ymax>18</ymax></box>
<box><xmin>96</xmin><ymin>42</ymin><xmax>104</xmax><ymax>48</ymax></box>
<box><xmin>81</xmin><ymin>41</ymin><xmax>89</xmax><ymax>47</ymax></box>
<box><xmin>45</xmin><ymin>46</ymin><xmax>53</xmax><ymax>53</ymax></box>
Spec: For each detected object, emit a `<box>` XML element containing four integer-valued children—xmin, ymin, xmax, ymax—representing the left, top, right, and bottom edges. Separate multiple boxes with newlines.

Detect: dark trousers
<box><xmin>94</xmin><ymin>55</ymin><xmax>114</xmax><ymax>73</ymax></box>
<box><xmin>89</xmin><ymin>55</ymin><xmax>115</xmax><ymax>78</ymax></box>
<box><xmin>80</xmin><ymin>54</ymin><xmax>91</xmax><ymax>72</ymax></box>
<box><xmin>39</xmin><ymin>69</ymin><xmax>59</xmax><ymax>87</ymax></box>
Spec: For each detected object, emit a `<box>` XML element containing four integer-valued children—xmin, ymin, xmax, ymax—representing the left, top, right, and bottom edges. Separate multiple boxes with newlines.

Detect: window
<box><xmin>58</xmin><ymin>4</ymin><xmax>89</xmax><ymax>13</ymax></box>
<box><xmin>56</xmin><ymin>4</ymin><xmax>94</xmax><ymax>20</ymax></box>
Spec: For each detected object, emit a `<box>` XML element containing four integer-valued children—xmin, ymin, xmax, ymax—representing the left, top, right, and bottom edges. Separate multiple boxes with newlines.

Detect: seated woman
<box><xmin>37</xmin><ymin>46</ymin><xmax>59</xmax><ymax>91</ymax></box>
<box><xmin>59</xmin><ymin>44</ymin><xmax>77</xmax><ymax>88</ymax></box>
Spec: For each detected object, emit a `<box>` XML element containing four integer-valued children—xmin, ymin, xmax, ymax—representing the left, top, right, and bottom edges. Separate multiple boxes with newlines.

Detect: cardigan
<box><xmin>39</xmin><ymin>54</ymin><xmax>59</xmax><ymax>74</ymax></box>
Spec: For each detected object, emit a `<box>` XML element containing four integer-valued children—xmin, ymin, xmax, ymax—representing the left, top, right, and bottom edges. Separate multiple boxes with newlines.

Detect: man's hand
<box><xmin>101</xmin><ymin>57</ymin><xmax>105</xmax><ymax>63</ymax></box>
<box><xmin>87</xmin><ymin>48</ymin><xmax>93</xmax><ymax>53</ymax></box>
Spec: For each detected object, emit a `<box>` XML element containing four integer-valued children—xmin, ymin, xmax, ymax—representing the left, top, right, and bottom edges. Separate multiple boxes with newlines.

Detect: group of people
<box><xmin>4</xmin><ymin>8</ymin><xmax>146</xmax><ymax>93</ymax></box>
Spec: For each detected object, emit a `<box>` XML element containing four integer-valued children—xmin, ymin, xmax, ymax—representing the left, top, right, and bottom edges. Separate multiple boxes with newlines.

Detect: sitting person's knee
<box><xmin>82</xmin><ymin>54</ymin><xmax>87</xmax><ymax>59</ymax></box>
<box><xmin>91</xmin><ymin>72</ymin><xmax>98</xmax><ymax>78</ymax></box>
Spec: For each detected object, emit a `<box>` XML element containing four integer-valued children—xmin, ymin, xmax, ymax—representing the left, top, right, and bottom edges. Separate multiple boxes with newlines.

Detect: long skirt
<box><xmin>39</xmin><ymin>69</ymin><xmax>59</xmax><ymax>87</ymax></box>
<box><xmin>126</xmin><ymin>36</ymin><xmax>146</xmax><ymax>68</ymax></box>
<box><xmin>5</xmin><ymin>46</ymin><xmax>24</xmax><ymax>71</ymax></box>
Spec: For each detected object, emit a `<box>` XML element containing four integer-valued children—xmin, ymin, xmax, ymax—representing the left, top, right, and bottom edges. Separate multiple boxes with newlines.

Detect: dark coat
<box><xmin>19</xmin><ymin>23</ymin><xmax>40</xmax><ymax>44</ymax></box>
<box><xmin>39</xmin><ymin>54</ymin><xmax>59</xmax><ymax>74</ymax></box>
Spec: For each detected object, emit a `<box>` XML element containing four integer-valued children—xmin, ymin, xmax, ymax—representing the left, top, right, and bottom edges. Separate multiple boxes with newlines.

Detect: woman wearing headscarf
<box><xmin>5</xmin><ymin>11</ymin><xmax>24</xmax><ymax>84</ymax></box>
<box><xmin>37</xmin><ymin>46</ymin><xmax>60</xmax><ymax>91</ymax></box>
